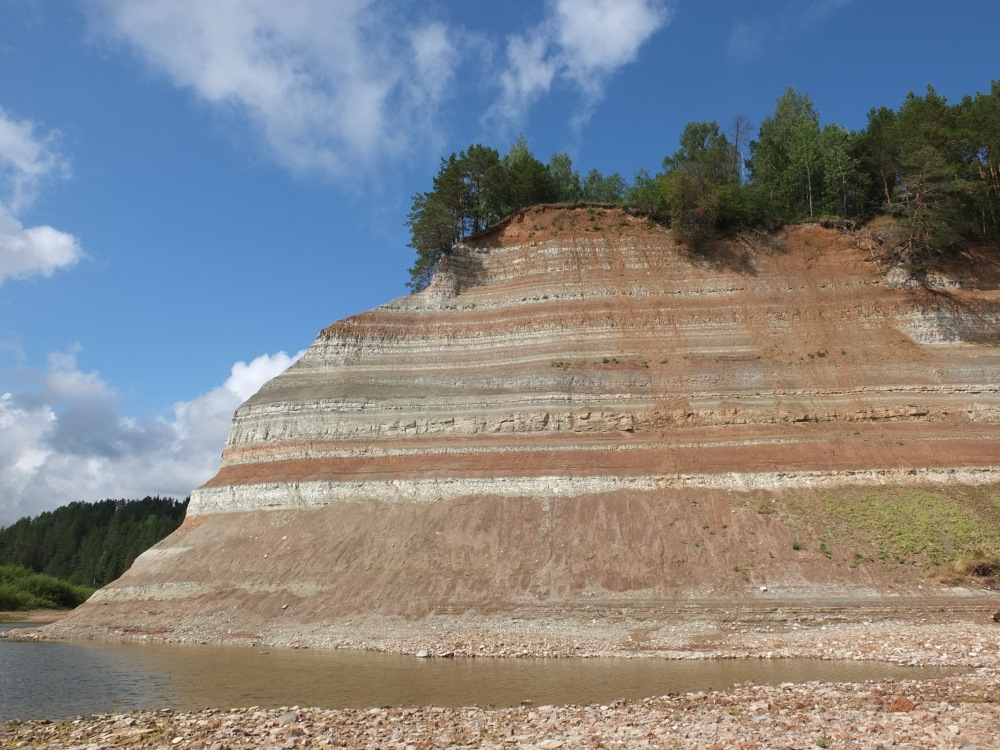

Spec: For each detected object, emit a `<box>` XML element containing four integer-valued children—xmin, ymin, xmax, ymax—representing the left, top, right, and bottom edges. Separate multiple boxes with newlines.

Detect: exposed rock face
<box><xmin>198</xmin><ymin>207</ymin><xmax>1000</xmax><ymax>510</ymax></box>
<box><xmin>57</xmin><ymin>206</ymin><xmax>1000</xmax><ymax>637</ymax></box>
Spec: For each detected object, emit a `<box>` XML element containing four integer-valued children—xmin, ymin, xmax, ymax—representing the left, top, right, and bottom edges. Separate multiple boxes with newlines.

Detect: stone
<box><xmin>887</xmin><ymin>697</ymin><xmax>915</xmax><ymax>713</ymax></box>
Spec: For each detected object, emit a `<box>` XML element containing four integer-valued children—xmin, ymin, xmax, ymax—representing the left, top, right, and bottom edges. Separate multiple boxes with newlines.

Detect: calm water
<box><xmin>0</xmin><ymin>624</ymin><xmax>963</xmax><ymax>721</ymax></box>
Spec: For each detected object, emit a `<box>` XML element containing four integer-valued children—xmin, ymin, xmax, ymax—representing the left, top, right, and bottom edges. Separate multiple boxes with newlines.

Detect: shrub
<box><xmin>953</xmin><ymin>556</ymin><xmax>999</xmax><ymax>577</ymax></box>
<box><xmin>0</xmin><ymin>563</ymin><xmax>94</xmax><ymax>610</ymax></box>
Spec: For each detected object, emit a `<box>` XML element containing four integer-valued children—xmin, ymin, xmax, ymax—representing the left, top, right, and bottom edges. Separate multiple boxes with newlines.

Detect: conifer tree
<box><xmin>891</xmin><ymin>86</ymin><xmax>970</xmax><ymax>257</ymax></box>
<box><xmin>957</xmin><ymin>81</ymin><xmax>1000</xmax><ymax>239</ymax></box>
<box><xmin>406</xmin><ymin>137</ymin><xmax>556</xmax><ymax>291</ymax></box>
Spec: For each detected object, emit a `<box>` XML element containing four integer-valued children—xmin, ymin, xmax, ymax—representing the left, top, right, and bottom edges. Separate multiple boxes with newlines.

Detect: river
<box><xmin>0</xmin><ymin>624</ymin><xmax>963</xmax><ymax>721</ymax></box>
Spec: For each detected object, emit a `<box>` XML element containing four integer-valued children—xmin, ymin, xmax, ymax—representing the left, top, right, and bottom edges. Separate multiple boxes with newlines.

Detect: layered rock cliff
<box><xmin>55</xmin><ymin>206</ymin><xmax>1000</xmax><ymax>641</ymax></box>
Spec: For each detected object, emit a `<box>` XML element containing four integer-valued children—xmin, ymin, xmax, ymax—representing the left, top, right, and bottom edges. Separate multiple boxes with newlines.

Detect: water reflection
<box><xmin>0</xmin><ymin>625</ymin><xmax>964</xmax><ymax>721</ymax></box>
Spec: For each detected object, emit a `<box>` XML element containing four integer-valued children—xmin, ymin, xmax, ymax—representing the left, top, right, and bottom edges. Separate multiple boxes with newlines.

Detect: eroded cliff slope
<box><xmin>55</xmin><ymin>206</ymin><xmax>1000</xmax><ymax>640</ymax></box>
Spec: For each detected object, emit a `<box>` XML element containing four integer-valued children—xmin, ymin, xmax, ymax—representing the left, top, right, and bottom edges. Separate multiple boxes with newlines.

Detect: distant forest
<box><xmin>0</xmin><ymin>496</ymin><xmax>188</xmax><ymax>590</ymax></box>
<box><xmin>407</xmin><ymin>80</ymin><xmax>1000</xmax><ymax>290</ymax></box>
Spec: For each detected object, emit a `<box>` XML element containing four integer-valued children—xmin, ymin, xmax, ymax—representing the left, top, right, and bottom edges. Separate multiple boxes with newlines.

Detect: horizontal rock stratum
<box><xmin>55</xmin><ymin>206</ymin><xmax>1000</xmax><ymax>641</ymax></box>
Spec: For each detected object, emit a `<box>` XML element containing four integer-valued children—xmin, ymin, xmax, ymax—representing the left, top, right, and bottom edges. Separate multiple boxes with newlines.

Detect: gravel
<box><xmin>2</xmin><ymin>669</ymin><xmax>998</xmax><ymax>749</ymax></box>
<box><xmin>4</xmin><ymin>608</ymin><xmax>1000</xmax><ymax>749</ymax></box>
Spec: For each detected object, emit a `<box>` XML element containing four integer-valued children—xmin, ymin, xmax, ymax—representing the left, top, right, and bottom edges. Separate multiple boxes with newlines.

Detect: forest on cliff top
<box><xmin>407</xmin><ymin>81</ymin><xmax>1000</xmax><ymax>290</ymax></box>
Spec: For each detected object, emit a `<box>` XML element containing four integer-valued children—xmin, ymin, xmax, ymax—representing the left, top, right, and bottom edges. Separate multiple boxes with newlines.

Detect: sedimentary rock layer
<box><xmin>53</xmin><ymin>206</ymin><xmax>1000</xmax><ymax>632</ymax></box>
<box><xmin>194</xmin><ymin>207</ymin><xmax>1000</xmax><ymax>514</ymax></box>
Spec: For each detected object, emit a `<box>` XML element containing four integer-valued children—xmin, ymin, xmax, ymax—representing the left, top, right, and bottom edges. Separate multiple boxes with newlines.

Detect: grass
<box><xmin>0</xmin><ymin>563</ymin><xmax>95</xmax><ymax>611</ymax></box>
<box><xmin>777</xmin><ymin>487</ymin><xmax>1000</xmax><ymax>569</ymax></box>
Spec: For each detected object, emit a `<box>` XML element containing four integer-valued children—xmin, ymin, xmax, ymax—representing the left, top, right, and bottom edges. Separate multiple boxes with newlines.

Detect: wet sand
<box><xmin>0</xmin><ymin>609</ymin><xmax>64</xmax><ymax>625</ymax></box>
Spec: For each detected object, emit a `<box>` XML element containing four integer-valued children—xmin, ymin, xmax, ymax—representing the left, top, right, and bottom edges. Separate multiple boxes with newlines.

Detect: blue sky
<box><xmin>0</xmin><ymin>0</ymin><xmax>996</xmax><ymax>525</ymax></box>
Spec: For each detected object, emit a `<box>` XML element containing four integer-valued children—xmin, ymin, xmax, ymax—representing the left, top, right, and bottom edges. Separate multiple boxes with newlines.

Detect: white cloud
<box><xmin>496</xmin><ymin>30</ymin><xmax>559</xmax><ymax>120</ymax></box>
<box><xmin>0</xmin><ymin>107</ymin><xmax>67</xmax><ymax>213</ymax></box>
<box><xmin>0</xmin><ymin>348</ymin><xmax>303</xmax><ymax>527</ymax></box>
<box><xmin>554</xmin><ymin>0</ymin><xmax>667</xmax><ymax>86</ymax></box>
<box><xmin>223</xmin><ymin>351</ymin><xmax>298</xmax><ymax>401</ymax></box>
<box><xmin>88</xmin><ymin>0</ymin><xmax>459</xmax><ymax>176</ymax></box>
<box><xmin>490</xmin><ymin>0</ymin><xmax>671</xmax><ymax>124</ymax></box>
<box><xmin>409</xmin><ymin>22</ymin><xmax>457</xmax><ymax>110</ymax></box>
<box><xmin>0</xmin><ymin>108</ymin><xmax>82</xmax><ymax>285</ymax></box>
<box><xmin>89</xmin><ymin>1</ymin><xmax>671</xmax><ymax>172</ymax></box>
<box><xmin>0</xmin><ymin>203</ymin><xmax>82</xmax><ymax>284</ymax></box>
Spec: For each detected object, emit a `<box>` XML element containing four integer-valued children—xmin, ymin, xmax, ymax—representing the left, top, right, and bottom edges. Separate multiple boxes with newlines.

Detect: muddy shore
<box><xmin>0</xmin><ymin>609</ymin><xmax>64</xmax><ymax>625</ymax></box>
<box><xmin>4</xmin><ymin>597</ymin><xmax>1000</xmax><ymax>749</ymax></box>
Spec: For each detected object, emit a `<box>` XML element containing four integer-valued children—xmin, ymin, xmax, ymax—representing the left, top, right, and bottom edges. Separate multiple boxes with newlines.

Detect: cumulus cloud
<box><xmin>490</xmin><ymin>0</ymin><xmax>671</xmax><ymax>124</ymax></box>
<box><xmin>0</xmin><ymin>204</ymin><xmax>82</xmax><ymax>284</ymax></box>
<box><xmin>88</xmin><ymin>1</ymin><xmax>672</xmax><ymax>173</ymax></box>
<box><xmin>0</xmin><ymin>108</ymin><xmax>82</xmax><ymax>285</ymax></box>
<box><xmin>88</xmin><ymin>0</ymin><xmax>459</xmax><ymax>176</ymax></box>
<box><xmin>0</xmin><ymin>348</ymin><xmax>302</xmax><ymax>527</ymax></box>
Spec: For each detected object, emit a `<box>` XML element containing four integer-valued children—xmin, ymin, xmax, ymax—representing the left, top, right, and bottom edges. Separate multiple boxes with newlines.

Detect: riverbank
<box><xmin>0</xmin><ymin>609</ymin><xmax>64</xmax><ymax>624</ymax></box>
<box><xmin>2</xmin><ymin>667</ymin><xmax>998</xmax><ymax>749</ymax></box>
<box><xmin>12</xmin><ymin>594</ymin><xmax>1000</xmax><ymax>663</ymax></box>
<box><xmin>4</xmin><ymin>598</ymin><xmax>1000</xmax><ymax>748</ymax></box>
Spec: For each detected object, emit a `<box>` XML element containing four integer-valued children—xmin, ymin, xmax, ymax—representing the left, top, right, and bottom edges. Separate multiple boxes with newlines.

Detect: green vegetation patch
<box><xmin>781</xmin><ymin>487</ymin><xmax>1000</xmax><ymax>568</ymax></box>
<box><xmin>0</xmin><ymin>563</ymin><xmax>95</xmax><ymax>611</ymax></box>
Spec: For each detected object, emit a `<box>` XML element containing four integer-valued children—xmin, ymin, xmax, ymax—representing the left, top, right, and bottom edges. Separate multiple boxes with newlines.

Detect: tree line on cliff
<box><xmin>0</xmin><ymin>496</ymin><xmax>188</xmax><ymax>609</ymax></box>
<box><xmin>407</xmin><ymin>80</ymin><xmax>1000</xmax><ymax>291</ymax></box>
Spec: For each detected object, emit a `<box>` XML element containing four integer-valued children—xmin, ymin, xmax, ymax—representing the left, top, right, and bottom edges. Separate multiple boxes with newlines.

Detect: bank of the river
<box><xmin>4</xmin><ymin>600</ymin><xmax>1000</xmax><ymax>749</ymax></box>
<box><xmin>0</xmin><ymin>609</ymin><xmax>64</xmax><ymax>624</ymax></box>
<box><xmin>2</xmin><ymin>667</ymin><xmax>998</xmax><ymax>749</ymax></box>
<box><xmin>12</xmin><ymin>595</ymin><xmax>1000</xmax><ymax>663</ymax></box>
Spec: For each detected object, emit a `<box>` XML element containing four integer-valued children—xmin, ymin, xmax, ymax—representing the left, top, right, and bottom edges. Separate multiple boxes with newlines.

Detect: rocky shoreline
<box><xmin>2</xmin><ymin>669</ymin><xmax>998</xmax><ymax>749</ymax></box>
<box><xmin>5</xmin><ymin>600</ymin><xmax>1000</xmax><ymax>749</ymax></box>
<box><xmin>14</xmin><ymin>596</ymin><xmax>1000</xmax><ymax>664</ymax></box>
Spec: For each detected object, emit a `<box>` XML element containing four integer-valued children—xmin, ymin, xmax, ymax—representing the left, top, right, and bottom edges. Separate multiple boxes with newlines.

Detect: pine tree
<box><xmin>957</xmin><ymin>81</ymin><xmax>1000</xmax><ymax>239</ymax></box>
<box><xmin>406</xmin><ymin>137</ymin><xmax>556</xmax><ymax>291</ymax></box>
<box><xmin>891</xmin><ymin>86</ymin><xmax>970</xmax><ymax>258</ymax></box>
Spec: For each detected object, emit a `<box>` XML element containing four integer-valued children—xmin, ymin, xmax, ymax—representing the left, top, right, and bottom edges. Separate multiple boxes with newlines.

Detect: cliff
<box><xmin>51</xmin><ymin>205</ymin><xmax>1000</xmax><ymax>644</ymax></box>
